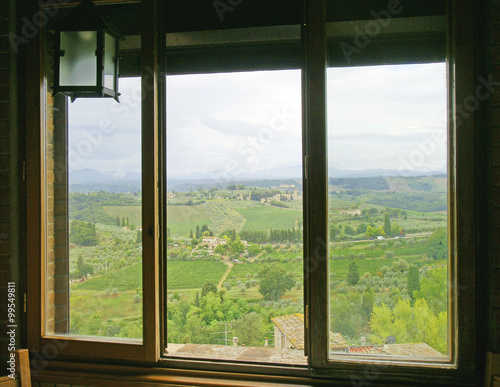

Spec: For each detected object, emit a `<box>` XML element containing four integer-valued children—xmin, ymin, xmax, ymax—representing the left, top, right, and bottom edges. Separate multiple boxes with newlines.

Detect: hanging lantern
<box><xmin>52</xmin><ymin>0</ymin><xmax>123</xmax><ymax>102</ymax></box>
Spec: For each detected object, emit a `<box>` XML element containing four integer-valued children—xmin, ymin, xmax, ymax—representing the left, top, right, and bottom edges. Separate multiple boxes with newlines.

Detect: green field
<box><xmin>167</xmin><ymin>261</ymin><xmax>227</xmax><ymax>289</ymax></box>
<box><xmin>76</xmin><ymin>262</ymin><xmax>142</xmax><ymax>291</ymax></box>
<box><xmin>75</xmin><ymin>260</ymin><xmax>228</xmax><ymax>292</ymax></box>
<box><xmin>236</xmin><ymin>206</ymin><xmax>301</xmax><ymax>231</ymax></box>
<box><xmin>166</xmin><ymin>205</ymin><xmax>212</xmax><ymax>235</ymax></box>
<box><xmin>103</xmin><ymin>206</ymin><xmax>142</xmax><ymax>226</ymax></box>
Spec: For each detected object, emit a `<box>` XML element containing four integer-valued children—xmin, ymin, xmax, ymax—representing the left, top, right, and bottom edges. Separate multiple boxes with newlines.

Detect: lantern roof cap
<box><xmin>55</xmin><ymin>0</ymin><xmax>123</xmax><ymax>39</ymax></box>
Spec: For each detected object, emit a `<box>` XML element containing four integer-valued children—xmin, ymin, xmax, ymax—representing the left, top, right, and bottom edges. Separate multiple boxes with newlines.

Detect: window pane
<box><xmin>104</xmin><ymin>33</ymin><xmax>117</xmax><ymax>91</ymax></box>
<box><xmin>44</xmin><ymin>78</ymin><xmax>143</xmax><ymax>339</ymax></box>
<box><xmin>165</xmin><ymin>70</ymin><xmax>305</xmax><ymax>364</ymax></box>
<box><xmin>327</xmin><ymin>63</ymin><xmax>449</xmax><ymax>360</ymax></box>
<box><xmin>60</xmin><ymin>31</ymin><xmax>97</xmax><ymax>87</ymax></box>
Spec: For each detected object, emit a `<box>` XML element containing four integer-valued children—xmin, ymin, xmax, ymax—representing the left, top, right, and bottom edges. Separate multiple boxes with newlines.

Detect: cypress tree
<box><xmin>407</xmin><ymin>265</ymin><xmax>421</xmax><ymax>300</ymax></box>
<box><xmin>347</xmin><ymin>261</ymin><xmax>360</xmax><ymax>286</ymax></box>
<box><xmin>384</xmin><ymin>213</ymin><xmax>392</xmax><ymax>236</ymax></box>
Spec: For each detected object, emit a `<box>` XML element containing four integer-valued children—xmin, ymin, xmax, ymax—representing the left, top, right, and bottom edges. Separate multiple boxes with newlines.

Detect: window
<box><xmin>26</xmin><ymin>0</ymin><xmax>477</xmax><ymax>384</ymax></box>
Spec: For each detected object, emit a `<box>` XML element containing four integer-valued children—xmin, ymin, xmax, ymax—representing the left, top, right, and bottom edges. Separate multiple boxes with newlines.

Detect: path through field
<box><xmin>217</xmin><ymin>257</ymin><xmax>234</xmax><ymax>288</ymax></box>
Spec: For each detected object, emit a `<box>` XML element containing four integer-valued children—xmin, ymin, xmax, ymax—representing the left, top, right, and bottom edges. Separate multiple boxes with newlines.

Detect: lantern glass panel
<box><xmin>60</xmin><ymin>31</ymin><xmax>97</xmax><ymax>87</ymax></box>
<box><xmin>104</xmin><ymin>32</ymin><xmax>116</xmax><ymax>91</ymax></box>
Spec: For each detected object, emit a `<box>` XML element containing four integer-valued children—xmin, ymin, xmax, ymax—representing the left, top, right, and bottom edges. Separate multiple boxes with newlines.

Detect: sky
<box><xmin>67</xmin><ymin>63</ymin><xmax>447</xmax><ymax>180</ymax></box>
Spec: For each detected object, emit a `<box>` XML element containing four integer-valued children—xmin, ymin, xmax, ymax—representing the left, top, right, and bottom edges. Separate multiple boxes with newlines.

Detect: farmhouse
<box><xmin>201</xmin><ymin>236</ymin><xmax>227</xmax><ymax>248</ymax></box>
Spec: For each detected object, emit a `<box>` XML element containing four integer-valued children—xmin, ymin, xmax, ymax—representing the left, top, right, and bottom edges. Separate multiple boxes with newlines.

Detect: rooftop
<box><xmin>271</xmin><ymin>314</ymin><xmax>349</xmax><ymax>350</ymax></box>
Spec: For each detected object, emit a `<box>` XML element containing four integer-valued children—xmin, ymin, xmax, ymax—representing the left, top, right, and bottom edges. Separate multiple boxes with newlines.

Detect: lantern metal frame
<box><xmin>52</xmin><ymin>0</ymin><xmax>124</xmax><ymax>102</ymax></box>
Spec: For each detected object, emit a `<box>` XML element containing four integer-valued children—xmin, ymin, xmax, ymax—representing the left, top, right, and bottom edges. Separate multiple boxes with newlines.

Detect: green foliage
<box><xmin>247</xmin><ymin>244</ymin><xmax>261</xmax><ymax>256</ymax></box>
<box><xmin>329</xmin><ymin>177</ymin><xmax>389</xmax><ymax>190</ymax></box>
<box><xmin>75</xmin><ymin>254</ymin><xmax>93</xmax><ymax>278</ymax></box>
<box><xmin>383</xmin><ymin>213</ymin><xmax>392</xmax><ymax>236</ymax></box>
<box><xmin>214</xmin><ymin>244</ymin><xmax>225</xmax><ymax>255</ymax></box>
<box><xmin>407</xmin><ymin>265</ymin><xmax>420</xmax><ymax>300</ymax></box>
<box><xmin>70</xmin><ymin>192</ymin><xmax>140</xmax><ymax>225</ymax></box>
<box><xmin>233</xmin><ymin>312</ymin><xmax>265</xmax><ymax>347</ymax></box>
<box><xmin>230</xmin><ymin>238</ymin><xmax>245</xmax><ymax>254</ymax></box>
<box><xmin>347</xmin><ymin>261</ymin><xmax>360</xmax><ymax>286</ymax></box>
<box><xmin>370</xmin><ymin>298</ymin><xmax>447</xmax><ymax>354</ymax></box>
<box><xmin>426</xmin><ymin>228</ymin><xmax>448</xmax><ymax>260</ymax></box>
<box><xmin>70</xmin><ymin>220</ymin><xmax>98</xmax><ymax>246</ymax></box>
<box><xmin>413</xmin><ymin>266</ymin><xmax>447</xmax><ymax>314</ymax></box>
<box><xmin>367</xmin><ymin>192</ymin><xmax>447</xmax><ymax>212</ymax></box>
<box><xmin>258</xmin><ymin>265</ymin><xmax>295</xmax><ymax>301</ymax></box>
<box><xmin>201</xmin><ymin>281</ymin><xmax>218</xmax><ymax>297</ymax></box>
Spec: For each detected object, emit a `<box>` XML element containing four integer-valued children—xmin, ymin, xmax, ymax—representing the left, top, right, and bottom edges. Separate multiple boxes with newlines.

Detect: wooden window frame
<box><xmin>25</xmin><ymin>0</ymin><xmax>479</xmax><ymax>384</ymax></box>
<box><xmin>26</xmin><ymin>0</ymin><xmax>159</xmax><ymax>363</ymax></box>
<box><xmin>305</xmin><ymin>0</ymin><xmax>478</xmax><ymax>384</ymax></box>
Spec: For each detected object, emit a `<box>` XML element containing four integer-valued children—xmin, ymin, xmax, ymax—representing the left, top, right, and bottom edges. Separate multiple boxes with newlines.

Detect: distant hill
<box><xmin>68</xmin><ymin>168</ymin><xmax>446</xmax><ymax>193</ymax></box>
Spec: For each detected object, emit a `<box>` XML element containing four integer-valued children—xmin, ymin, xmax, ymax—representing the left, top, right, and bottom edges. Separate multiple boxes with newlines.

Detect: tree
<box><xmin>121</xmin><ymin>216</ymin><xmax>125</xmax><ymax>227</ymax></box>
<box><xmin>195</xmin><ymin>225</ymin><xmax>200</xmax><ymax>239</ymax></box>
<box><xmin>347</xmin><ymin>261</ymin><xmax>360</xmax><ymax>286</ymax></box>
<box><xmin>426</xmin><ymin>228</ymin><xmax>447</xmax><ymax>260</ymax></box>
<box><xmin>233</xmin><ymin>312</ymin><xmax>264</xmax><ymax>347</ymax></box>
<box><xmin>214</xmin><ymin>244</ymin><xmax>225</xmax><ymax>255</ymax></box>
<box><xmin>383</xmin><ymin>213</ymin><xmax>392</xmax><ymax>236</ymax></box>
<box><xmin>201</xmin><ymin>281</ymin><xmax>217</xmax><ymax>298</ymax></box>
<box><xmin>230</xmin><ymin>238</ymin><xmax>245</xmax><ymax>254</ymax></box>
<box><xmin>189</xmin><ymin>229</ymin><xmax>193</xmax><ymax>238</ymax></box>
<box><xmin>258</xmin><ymin>265</ymin><xmax>295</xmax><ymax>301</ymax></box>
<box><xmin>370</xmin><ymin>299</ymin><xmax>447</xmax><ymax>354</ymax></box>
<box><xmin>247</xmin><ymin>244</ymin><xmax>261</xmax><ymax>257</ymax></box>
<box><xmin>116</xmin><ymin>215</ymin><xmax>120</xmax><ymax>227</ymax></box>
<box><xmin>407</xmin><ymin>265</ymin><xmax>420</xmax><ymax>300</ymax></box>
<box><xmin>413</xmin><ymin>266</ymin><xmax>447</xmax><ymax>314</ymax></box>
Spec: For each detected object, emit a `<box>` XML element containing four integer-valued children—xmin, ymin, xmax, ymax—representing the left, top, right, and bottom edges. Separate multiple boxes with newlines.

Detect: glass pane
<box><xmin>165</xmin><ymin>70</ymin><xmax>304</xmax><ymax>364</ymax></box>
<box><xmin>44</xmin><ymin>78</ymin><xmax>143</xmax><ymax>339</ymax></box>
<box><xmin>104</xmin><ymin>33</ymin><xmax>116</xmax><ymax>90</ymax></box>
<box><xmin>327</xmin><ymin>63</ymin><xmax>448</xmax><ymax>360</ymax></box>
<box><xmin>60</xmin><ymin>31</ymin><xmax>97</xmax><ymax>87</ymax></box>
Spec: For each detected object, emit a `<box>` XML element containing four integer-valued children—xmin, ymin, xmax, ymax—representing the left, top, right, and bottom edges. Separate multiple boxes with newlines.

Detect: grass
<box><xmin>75</xmin><ymin>262</ymin><xmax>142</xmax><ymax>291</ymax></box>
<box><xmin>103</xmin><ymin>206</ymin><xmax>142</xmax><ymax>226</ymax></box>
<box><xmin>166</xmin><ymin>205</ymin><xmax>213</xmax><ymax>236</ymax></box>
<box><xmin>236</xmin><ymin>205</ymin><xmax>301</xmax><ymax>231</ymax></box>
<box><xmin>76</xmin><ymin>260</ymin><xmax>228</xmax><ymax>292</ymax></box>
<box><xmin>167</xmin><ymin>261</ymin><xmax>227</xmax><ymax>290</ymax></box>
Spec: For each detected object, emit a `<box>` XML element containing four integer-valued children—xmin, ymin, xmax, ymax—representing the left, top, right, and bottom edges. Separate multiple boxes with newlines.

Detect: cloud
<box><xmin>68</xmin><ymin>63</ymin><xmax>447</xmax><ymax>178</ymax></box>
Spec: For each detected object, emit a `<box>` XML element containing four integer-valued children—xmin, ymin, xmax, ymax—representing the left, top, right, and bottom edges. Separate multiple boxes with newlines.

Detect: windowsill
<box><xmin>166</xmin><ymin>343</ymin><xmax>307</xmax><ymax>365</ymax></box>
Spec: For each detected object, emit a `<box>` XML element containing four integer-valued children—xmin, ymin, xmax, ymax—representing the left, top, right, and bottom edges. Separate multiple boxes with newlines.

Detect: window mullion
<box><xmin>141</xmin><ymin>0</ymin><xmax>161</xmax><ymax>362</ymax></box>
<box><xmin>303</xmin><ymin>0</ymin><xmax>329</xmax><ymax>370</ymax></box>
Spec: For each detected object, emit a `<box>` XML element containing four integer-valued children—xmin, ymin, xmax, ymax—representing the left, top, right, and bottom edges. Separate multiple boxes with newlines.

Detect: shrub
<box><xmin>380</xmin><ymin>265</ymin><xmax>390</xmax><ymax>275</ymax></box>
<box><xmin>357</xmin><ymin>252</ymin><xmax>365</xmax><ymax>260</ymax></box>
<box><xmin>385</xmin><ymin>250</ymin><xmax>395</xmax><ymax>259</ymax></box>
